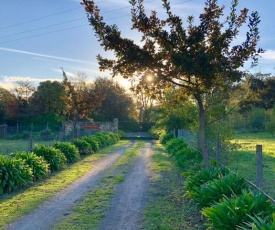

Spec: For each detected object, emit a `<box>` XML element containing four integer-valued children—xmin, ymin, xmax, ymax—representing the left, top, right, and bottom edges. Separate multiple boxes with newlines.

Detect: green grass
<box><xmin>0</xmin><ymin>140</ymin><xmax>130</xmax><ymax>229</ymax></box>
<box><xmin>54</xmin><ymin>141</ymin><xmax>145</xmax><ymax>230</ymax></box>
<box><xmin>0</xmin><ymin>139</ymin><xmax>55</xmax><ymax>155</ymax></box>
<box><xmin>143</xmin><ymin>143</ymin><xmax>204</xmax><ymax>230</ymax></box>
<box><xmin>229</xmin><ymin>132</ymin><xmax>275</xmax><ymax>199</ymax></box>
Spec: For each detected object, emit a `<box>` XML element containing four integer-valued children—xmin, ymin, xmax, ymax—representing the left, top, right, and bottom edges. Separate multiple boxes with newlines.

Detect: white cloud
<box><xmin>0</xmin><ymin>75</ymin><xmax>62</xmax><ymax>90</ymax></box>
<box><xmin>261</xmin><ymin>50</ymin><xmax>275</xmax><ymax>60</ymax></box>
<box><xmin>0</xmin><ymin>47</ymin><xmax>97</xmax><ymax>65</ymax></box>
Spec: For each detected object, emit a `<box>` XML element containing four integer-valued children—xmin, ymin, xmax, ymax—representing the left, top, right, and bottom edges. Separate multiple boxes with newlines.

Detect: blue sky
<box><xmin>0</xmin><ymin>0</ymin><xmax>274</xmax><ymax>89</ymax></box>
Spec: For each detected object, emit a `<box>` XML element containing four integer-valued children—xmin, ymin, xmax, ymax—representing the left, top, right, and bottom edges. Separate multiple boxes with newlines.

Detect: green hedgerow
<box><xmin>159</xmin><ymin>132</ymin><xmax>174</xmax><ymax>144</ymax></box>
<box><xmin>0</xmin><ymin>155</ymin><xmax>33</xmax><ymax>194</ymax></box>
<box><xmin>33</xmin><ymin>145</ymin><xmax>67</xmax><ymax>171</ymax></box>
<box><xmin>53</xmin><ymin>142</ymin><xmax>80</xmax><ymax>163</ymax></box>
<box><xmin>193</xmin><ymin>173</ymin><xmax>248</xmax><ymax>208</ymax></box>
<box><xmin>11</xmin><ymin>151</ymin><xmax>49</xmax><ymax>180</ymax></box>
<box><xmin>202</xmin><ymin>190</ymin><xmax>275</xmax><ymax>230</ymax></box>
<box><xmin>82</xmin><ymin>136</ymin><xmax>99</xmax><ymax>153</ymax></box>
<box><xmin>74</xmin><ymin>138</ymin><xmax>93</xmax><ymax>155</ymax></box>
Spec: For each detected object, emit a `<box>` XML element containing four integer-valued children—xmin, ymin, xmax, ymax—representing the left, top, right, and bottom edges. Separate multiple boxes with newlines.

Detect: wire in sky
<box><xmin>0</xmin><ymin>17</ymin><xmax>86</xmax><ymax>39</ymax></box>
<box><xmin>0</xmin><ymin>0</ymin><xmax>193</xmax><ymax>44</ymax></box>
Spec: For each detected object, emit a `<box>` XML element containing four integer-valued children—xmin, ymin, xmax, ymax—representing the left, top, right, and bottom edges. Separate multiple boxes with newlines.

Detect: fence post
<box><xmin>256</xmin><ymin>145</ymin><xmax>263</xmax><ymax>188</ymax></box>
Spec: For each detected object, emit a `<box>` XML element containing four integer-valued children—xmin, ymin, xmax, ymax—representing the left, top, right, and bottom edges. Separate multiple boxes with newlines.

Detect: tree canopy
<box><xmin>82</xmin><ymin>0</ymin><xmax>262</xmax><ymax>167</ymax></box>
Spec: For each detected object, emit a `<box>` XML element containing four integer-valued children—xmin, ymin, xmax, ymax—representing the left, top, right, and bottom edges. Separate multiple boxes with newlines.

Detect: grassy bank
<box><xmin>0</xmin><ymin>140</ymin><xmax>130</xmax><ymax>229</ymax></box>
<box><xmin>143</xmin><ymin>143</ymin><xmax>203</xmax><ymax>230</ymax></box>
<box><xmin>230</xmin><ymin>132</ymin><xmax>275</xmax><ymax>198</ymax></box>
<box><xmin>54</xmin><ymin>141</ymin><xmax>145</xmax><ymax>230</ymax></box>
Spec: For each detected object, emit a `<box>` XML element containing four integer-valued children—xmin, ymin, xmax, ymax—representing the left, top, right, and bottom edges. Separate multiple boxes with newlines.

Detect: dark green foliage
<box><xmin>53</xmin><ymin>142</ymin><xmax>80</xmax><ymax>163</ymax></box>
<box><xmin>82</xmin><ymin>136</ymin><xmax>99</xmax><ymax>153</ymax></box>
<box><xmin>33</xmin><ymin>145</ymin><xmax>67</xmax><ymax>171</ymax></box>
<box><xmin>74</xmin><ymin>138</ymin><xmax>93</xmax><ymax>155</ymax></box>
<box><xmin>165</xmin><ymin>138</ymin><xmax>187</xmax><ymax>154</ymax></box>
<box><xmin>202</xmin><ymin>190</ymin><xmax>275</xmax><ymax>230</ymax></box>
<box><xmin>159</xmin><ymin>133</ymin><xmax>174</xmax><ymax>144</ymax></box>
<box><xmin>239</xmin><ymin>214</ymin><xmax>275</xmax><ymax>230</ymax></box>
<box><xmin>192</xmin><ymin>173</ymin><xmax>248</xmax><ymax>208</ymax></box>
<box><xmin>165</xmin><ymin>138</ymin><xmax>202</xmax><ymax>170</ymax></box>
<box><xmin>185</xmin><ymin>167</ymin><xmax>228</xmax><ymax>197</ymax></box>
<box><xmin>0</xmin><ymin>155</ymin><xmax>33</xmax><ymax>194</ymax></box>
<box><xmin>11</xmin><ymin>151</ymin><xmax>49</xmax><ymax>180</ymax></box>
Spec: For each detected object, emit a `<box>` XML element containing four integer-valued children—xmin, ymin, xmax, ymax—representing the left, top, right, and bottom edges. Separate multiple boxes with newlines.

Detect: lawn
<box><xmin>228</xmin><ymin>132</ymin><xmax>275</xmax><ymax>199</ymax></box>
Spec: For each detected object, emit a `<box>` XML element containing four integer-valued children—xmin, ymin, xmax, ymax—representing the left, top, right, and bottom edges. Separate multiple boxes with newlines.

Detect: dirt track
<box><xmin>6</xmin><ymin>141</ymin><xmax>153</xmax><ymax>230</ymax></box>
<box><xmin>98</xmin><ymin>142</ymin><xmax>152</xmax><ymax>230</ymax></box>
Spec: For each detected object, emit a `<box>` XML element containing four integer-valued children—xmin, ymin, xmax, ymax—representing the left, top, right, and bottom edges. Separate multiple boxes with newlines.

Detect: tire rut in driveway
<box><xmin>6</xmin><ymin>142</ymin><xmax>134</xmax><ymax>230</ymax></box>
<box><xmin>98</xmin><ymin>141</ymin><xmax>153</xmax><ymax>230</ymax></box>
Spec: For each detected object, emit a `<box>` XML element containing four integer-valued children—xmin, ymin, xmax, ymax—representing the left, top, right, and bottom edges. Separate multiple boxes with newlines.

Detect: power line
<box><xmin>0</xmin><ymin>0</ymin><xmax>193</xmax><ymax>44</ymax></box>
<box><xmin>0</xmin><ymin>0</ymin><xmax>107</xmax><ymax>30</ymax></box>
<box><xmin>0</xmin><ymin>7</ymin><xmax>82</xmax><ymax>30</ymax></box>
<box><xmin>0</xmin><ymin>17</ymin><xmax>86</xmax><ymax>39</ymax></box>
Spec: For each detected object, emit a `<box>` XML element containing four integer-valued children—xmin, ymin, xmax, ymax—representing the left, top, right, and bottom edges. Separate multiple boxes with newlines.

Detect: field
<box><xmin>0</xmin><ymin>138</ymin><xmax>55</xmax><ymax>155</ymax></box>
<box><xmin>228</xmin><ymin>132</ymin><xmax>275</xmax><ymax>199</ymax></box>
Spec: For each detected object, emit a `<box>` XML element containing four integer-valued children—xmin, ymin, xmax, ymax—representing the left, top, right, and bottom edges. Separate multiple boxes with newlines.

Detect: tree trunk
<box><xmin>195</xmin><ymin>94</ymin><xmax>209</xmax><ymax>167</ymax></box>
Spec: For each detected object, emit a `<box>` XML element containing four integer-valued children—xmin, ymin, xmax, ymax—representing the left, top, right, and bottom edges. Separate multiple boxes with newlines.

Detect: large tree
<box><xmin>30</xmin><ymin>80</ymin><xmax>67</xmax><ymax>116</ymax></box>
<box><xmin>0</xmin><ymin>87</ymin><xmax>17</xmax><ymax>124</ymax></box>
<box><xmin>82</xmin><ymin>0</ymin><xmax>262</xmax><ymax>166</ymax></box>
<box><xmin>93</xmin><ymin>77</ymin><xmax>136</xmax><ymax>121</ymax></box>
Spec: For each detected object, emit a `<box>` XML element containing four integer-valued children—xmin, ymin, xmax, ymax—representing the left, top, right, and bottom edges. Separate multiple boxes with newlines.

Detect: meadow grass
<box><xmin>229</xmin><ymin>132</ymin><xmax>275</xmax><ymax>199</ymax></box>
<box><xmin>0</xmin><ymin>140</ymin><xmax>130</xmax><ymax>229</ymax></box>
<box><xmin>54</xmin><ymin>141</ymin><xmax>145</xmax><ymax>230</ymax></box>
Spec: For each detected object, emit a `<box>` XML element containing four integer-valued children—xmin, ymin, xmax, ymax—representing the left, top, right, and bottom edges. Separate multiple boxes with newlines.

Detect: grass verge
<box><xmin>53</xmin><ymin>141</ymin><xmax>145</xmax><ymax>230</ymax></box>
<box><xmin>143</xmin><ymin>143</ymin><xmax>204</xmax><ymax>230</ymax></box>
<box><xmin>0</xmin><ymin>140</ymin><xmax>130</xmax><ymax>229</ymax></box>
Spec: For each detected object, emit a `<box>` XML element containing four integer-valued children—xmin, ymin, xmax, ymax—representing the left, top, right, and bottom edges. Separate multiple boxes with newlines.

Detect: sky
<box><xmin>0</xmin><ymin>0</ymin><xmax>274</xmax><ymax>90</ymax></box>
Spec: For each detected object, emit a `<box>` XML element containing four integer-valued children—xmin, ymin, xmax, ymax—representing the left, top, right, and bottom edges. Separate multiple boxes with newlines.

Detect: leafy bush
<box><xmin>185</xmin><ymin>167</ymin><xmax>228</xmax><ymax>197</ymax></box>
<box><xmin>74</xmin><ymin>138</ymin><xmax>93</xmax><ymax>155</ymax></box>
<box><xmin>165</xmin><ymin>138</ymin><xmax>187</xmax><ymax>154</ymax></box>
<box><xmin>192</xmin><ymin>173</ymin><xmax>248</xmax><ymax>208</ymax></box>
<box><xmin>11</xmin><ymin>151</ymin><xmax>49</xmax><ymax>180</ymax></box>
<box><xmin>82</xmin><ymin>136</ymin><xmax>99</xmax><ymax>152</ymax></box>
<box><xmin>165</xmin><ymin>138</ymin><xmax>202</xmax><ymax>170</ymax></box>
<box><xmin>0</xmin><ymin>155</ymin><xmax>33</xmax><ymax>194</ymax></box>
<box><xmin>33</xmin><ymin>145</ymin><xmax>67</xmax><ymax>171</ymax></box>
<box><xmin>53</xmin><ymin>142</ymin><xmax>80</xmax><ymax>163</ymax></box>
<box><xmin>159</xmin><ymin>132</ymin><xmax>174</xmax><ymax>144</ymax></box>
<box><xmin>202</xmin><ymin>190</ymin><xmax>275</xmax><ymax>230</ymax></box>
<box><xmin>239</xmin><ymin>214</ymin><xmax>275</xmax><ymax>230</ymax></box>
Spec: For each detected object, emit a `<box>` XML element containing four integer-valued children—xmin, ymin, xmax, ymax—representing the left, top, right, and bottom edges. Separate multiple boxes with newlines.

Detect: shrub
<box><xmin>185</xmin><ymin>167</ymin><xmax>228</xmax><ymax>197</ymax></box>
<box><xmin>82</xmin><ymin>136</ymin><xmax>99</xmax><ymax>152</ymax></box>
<box><xmin>0</xmin><ymin>155</ymin><xmax>33</xmax><ymax>194</ymax></box>
<box><xmin>165</xmin><ymin>138</ymin><xmax>202</xmax><ymax>170</ymax></box>
<box><xmin>74</xmin><ymin>138</ymin><xmax>93</xmax><ymax>155</ymax></box>
<box><xmin>192</xmin><ymin>173</ymin><xmax>248</xmax><ymax>208</ymax></box>
<box><xmin>159</xmin><ymin>132</ymin><xmax>174</xmax><ymax>144</ymax></box>
<box><xmin>11</xmin><ymin>151</ymin><xmax>49</xmax><ymax>180</ymax></box>
<box><xmin>165</xmin><ymin>138</ymin><xmax>187</xmax><ymax>154</ymax></box>
<box><xmin>239</xmin><ymin>214</ymin><xmax>275</xmax><ymax>230</ymax></box>
<box><xmin>202</xmin><ymin>190</ymin><xmax>275</xmax><ymax>230</ymax></box>
<box><xmin>33</xmin><ymin>145</ymin><xmax>67</xmax><ymax>171</ymax></box>
<box><xmin>53</xmin><ymin>142</ymin><xmax>80</xmax><ymax>163</ymax></box>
